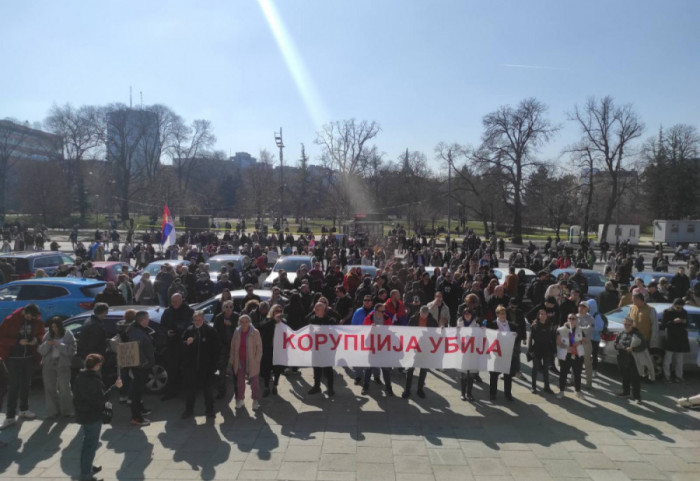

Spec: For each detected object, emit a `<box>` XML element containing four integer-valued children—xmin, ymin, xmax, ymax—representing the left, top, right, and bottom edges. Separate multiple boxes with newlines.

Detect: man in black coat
<box><xmin>160</xmin><ymin>293</ymin><xmax>194</xmax><ymax>400</ymax></box>
<box><xmin>77</xmin><ymin>303</ymin><xmax>109</xmax><ymax>360</ymax></box>
<box><xmin>181</xmin><ymin>310</ymin><xmax>220</xmax><ymax>418</ymax></box>
<box><xmin>306</xmin><ymin>302</ymin><xmax>337</xmax><ymax>396</ymax></box>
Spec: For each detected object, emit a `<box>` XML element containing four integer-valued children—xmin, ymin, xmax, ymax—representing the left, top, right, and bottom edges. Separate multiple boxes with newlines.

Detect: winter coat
<box><xmin>77</xmin><ymin>315</ymin><xmax>107</xmax><ymax>358</ymax></box>
<box><xmin>38</xmin><ymin>330</ymin><xmax>76</xmax><ymax>368</ymax></box>
<box><xmin>661</xmin><ymin>307</ymin><xmax>690</xmax><ymax>353</ymax></box>
<box><xmin>72</xmin><ymin>369</ymin><xmax>115</xmax><ymax>424</ymax></box>
<box><xmin>230</xmin><ymin>326</ymin><xmax>262</xmax><ymax>377</ymax></box>
<box><xmin>0</xmin><ymin>307</ymin><xmax>45</xmax><ymax>360</ymax></box>
<box><xmin>182</xmin><ymin>323</ymin><xmax>220</xmax><ymax>375</ymax></box>
<box><xmin>127</xmin><ymin>322</ymin><xmax>156</xmax><ymax>369</ymax></box>
<box><xmin>556</xmin><ymin>323</ymin><xmax>585</xmax><ymax>360</ymax></box>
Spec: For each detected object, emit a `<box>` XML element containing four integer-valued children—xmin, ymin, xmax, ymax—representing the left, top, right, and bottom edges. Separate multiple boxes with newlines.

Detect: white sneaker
<box><xmin>19</xmin><ymin>410</ymin><xmax>36</xmax><ymax>420</ymax></box>
<box><xmin>576</xmin><ymin>391</ymin><xmax>585</xmax><ymax>399</ymax></box>
<box><xmin>556</xmin><ymin>391</ymin><xmax>565</xmax><ymax>399</ymax></box>
<box><xmin>252</xmin><ymin>401</ymin><xmax>260</xmax><ymax>410</ymax></box>
<box><xmin>0</xmin><ymin>417</ymin><xmax>16</xmax><ymax>429</ymax></box>
<box><xmin>235</xmin><ymin>399</ymin><xmax>244</xmax><ymax>409</ymax></box>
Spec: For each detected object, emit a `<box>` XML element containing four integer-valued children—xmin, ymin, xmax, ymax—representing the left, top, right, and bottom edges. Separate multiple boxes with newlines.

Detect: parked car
<box><xmin>0</xmin><ymin>278</ymin><xmax>106</xmax><ymax>322</ymax></box>
<box><xmin>63</xmin><ymin>305</ymin><xmax>169</xmax><ymax>393</ymax></box>
<box><xmin>91</xmin><ymin>261</ymin><xmax>135</xmax><ymax>283</ymax></box>
<box><xmin>551</xmin><ymin>268</ymin><xmax>608</xmax><ymax>299</ymax></box>
<box><xmin>207</xmin><ymin>254</ymin><xmax>251</xmax><ymax>283</ymax></box>
<box><xmin>132</xmin><ymin>259</ymin><xmax>190</xmax><ymax>285</ymax></box>
<box><xmin>193</xmin><ymin>289</ymin><xmax>287</xmax><ymax>321</ymax></box>
<box><xmin>263</xmin><ymin>255</ymin><xmax>316</xmax><ymax>288</ymax></box>
<box><xmin>344</xmin><ymin>264</ymin><xmax>378</xmax><ymax>278</ymax></box>
<box><xmin>0</xmin><ymin>251</ymin><xmax>75</xmax><ymax>281</ymax></box>
<box><xmin>634</xmin><ymin>271</ymin><xmax>674</xmax><ymax>287</ymax></box>
<box><xmin>599</xmin><ymin>303</ymin><xmax>699</xmax><ymax>377</ymax></box>
<box><xmin>492</xmin><ymin>267</ymin><xmax>536</xmax><ymax>287</ymax></box>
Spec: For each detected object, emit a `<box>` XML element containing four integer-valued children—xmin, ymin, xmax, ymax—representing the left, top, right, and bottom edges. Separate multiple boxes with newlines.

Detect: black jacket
<box><xmin>528</xmin><ymin>321</ymin><xmax>555</xmax><ymax>356</ymax></box>
<box><xmin>408</xmin><ymin>312</ymin><xmax>438</xmax><ymax>328</ymax></box>
<box><xmin>72</xmin><ymin>369</ymin><xmax>115</xmax><ymax>424</ymax></box>
<box><xmin>77</xmin><ymin>315</ymin><xmax>107</xmax><ymax>358</ymax></box>
<box><xmin>213</xmin><ymin>311</ymin><xmax>239</xmax><ymax>350</ymax></box>
<box><xmin>182</xmin><ymin>323</ymin><xmax>220</xmax><ymax>374</ymax></box>
<box><xmin>661</xmin><ymin>307</ymin><xmax>690</xmax><ymax>353</ymax></box>
<box><xmin>161</xmin><ymin>303</ymin><xmax>194</xmax><ymax>345</ymax></box>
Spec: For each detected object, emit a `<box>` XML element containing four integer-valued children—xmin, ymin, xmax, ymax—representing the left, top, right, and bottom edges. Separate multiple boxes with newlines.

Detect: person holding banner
<box><xmin>457</xmin><ymin>307</ymin><xmax>482</xmax><ymax>401</ymax></box>
<box><xmin>486</xmin><ymin>305</ymin><xmax>521</xmax><ymax>401</ymax></box>
<box><xmin>556</xmin><ymin>314</ymin><xmax>585</xmax><ymax>399</ymax></box>
<box><xmin>361</xmin><ymin>304</ymin><xmax>395</xmax><ymax>396</ymax></box>
<box><xmin>402</xmin><ymin>306</ymin><xmax>438</xmax><ymax>399</ymax></box>
<box><xmin>306</xmin><ymin>302</ymin><xmax>337</xmax><ymax>396</ymax></box>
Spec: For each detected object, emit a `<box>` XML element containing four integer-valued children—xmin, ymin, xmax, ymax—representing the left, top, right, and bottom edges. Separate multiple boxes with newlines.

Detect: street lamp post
<box><xmin>274</xmin><ymin>128</ymin><xmax>284</xmax><ymax>230</ymax></box>
<box><xmin>447</xmin><ymin>151</ymin><xmax>452</xmax><ymax>243</ymax></box>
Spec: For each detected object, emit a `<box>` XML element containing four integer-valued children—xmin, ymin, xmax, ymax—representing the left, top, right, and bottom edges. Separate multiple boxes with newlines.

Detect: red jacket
<box><xmin>0</xmin><ymin>307</ymin><xmax>45</xmax><ymax>361</ymax></box>
<box><xmin>363</xmin><ymin>310</ymin><xmax>393</xmax><ymax>326</ymax></box>
<box><xmin>384</xmin><ymin>299</ymin><xmax>407</xmax><ymax>326</ymax></box>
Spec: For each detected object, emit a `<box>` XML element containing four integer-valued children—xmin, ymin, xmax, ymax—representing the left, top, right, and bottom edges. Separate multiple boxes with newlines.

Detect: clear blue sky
<box><xmin>1</xmin><ymin>1</ymin><xmax>698</xmax><ymax>170</ymax></box>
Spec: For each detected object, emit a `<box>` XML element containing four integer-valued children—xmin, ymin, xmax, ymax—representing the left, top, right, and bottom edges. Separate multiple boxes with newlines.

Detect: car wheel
<box><xmin>650</xmin><ymin>348</ymin><xmax>664</xmax><ymax>379</ymax></box>
<box><xmin>145</xmin><ymin>364</ymin><xmax>168</xmax><ymax>393</ymax></box>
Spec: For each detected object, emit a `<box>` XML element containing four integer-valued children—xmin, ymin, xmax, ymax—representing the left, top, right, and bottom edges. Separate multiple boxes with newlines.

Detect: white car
<box><xmin>491</xmin><ymin>267</ymin><xmax>536</xmax><ymax>286</ymax></box>
<box><xmin>263</xmin><ymin>255</ymin><xmax>316</xmax><ymax>288</ymax></box>
<box><xmin>599</xmin><ymin>303</ymin><xmax>699</xmax><ymax>377</ymax></box>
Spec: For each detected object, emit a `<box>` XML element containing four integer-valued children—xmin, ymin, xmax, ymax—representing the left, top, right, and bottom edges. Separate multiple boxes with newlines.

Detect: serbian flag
<box><xmin>161</xmin><ymin>204</ymin><xmax>176</xmax><ymax>247</ymax></box>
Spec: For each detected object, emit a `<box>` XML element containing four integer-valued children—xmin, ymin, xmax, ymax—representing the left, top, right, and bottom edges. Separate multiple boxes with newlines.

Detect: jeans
<box><xmin>489</xmin><ymin>371</ymin><xmax>512</xmax><ymax>398</ymax></box>
<box><xmin>619</xmin><ymin>355</ymin><xmax>641</xmax><ymax>399</ymax></box>
<box><xmin>559</xmin><ymin>356</ymin><xmax>583</xmax><ymax>392</ymax></box>
<box><xmin>130</xmin><ymin>367</ymin><xmax>147</xmax><ymax>420</ymax></box>
<box><xmin>42</xmin><ymin>362</ymin><xmax>73</xmax><ymax>417</ymax></box>
<box><xmin>363</xmin><ymin>367</ymin><xmax>391</xmax><ymax>391</ymax></box>
<box><xmin>312</xmin><ymin>367</ymin><xmax>334</xmax><ymax>390</ymax></box>
<box><xmin>6</xmin><ymin>357</ymin><xmax>34</xmax><ymax>418</ymax></box>
<box><xmin>79</xmin><ymin>420</ymin><xmax>102</xmax><ymax>480</ymax></box>
<box><xmin>404</xmin><ymin>368</ymin><xmax>428</xmax><ymax>393</ymax></box>
<box><xmin>531</xmin><ymin>351</ymin><xmax>550</xmax><ymax>390</ymax></box>
<box><xmin>185</xmin><ymin>369</ymin><xmax>214</xmax><ymax>413</ymax></box>
<box><xmin>663</xmin><ymin>351</ymin><xmax>685</xmax><ymax>380</ymax></box>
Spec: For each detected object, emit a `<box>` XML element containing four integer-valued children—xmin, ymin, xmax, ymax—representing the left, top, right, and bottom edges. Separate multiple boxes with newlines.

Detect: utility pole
<box><xmin>447</xmin><ymin>151</ymin><xmax>452</xmax><ymax>243</ymax></box>
<box><xmin>274</xmin><ymin>128</ymin><xmax>284</xmax><ymax>230</ymax></box>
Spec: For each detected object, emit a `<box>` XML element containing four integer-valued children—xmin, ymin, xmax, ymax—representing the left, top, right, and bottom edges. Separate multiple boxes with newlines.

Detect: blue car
<box><xmin>0</xmin><ymin>278</ymin><xmax>106</xmax><ymax>322</ymax></box>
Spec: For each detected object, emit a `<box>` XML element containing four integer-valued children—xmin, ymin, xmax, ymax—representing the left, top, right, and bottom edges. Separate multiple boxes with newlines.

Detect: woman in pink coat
<box><xmin>229</xmin><ymin>315</ymin><xmax>263</xmax><ymax>410</ymax></box>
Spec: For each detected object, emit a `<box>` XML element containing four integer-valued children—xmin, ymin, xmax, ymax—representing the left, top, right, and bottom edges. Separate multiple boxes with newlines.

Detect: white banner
<box><xmin>273</xmin><ymin>324</ymin><xmax>516</xmax><ymax>373</ymax></box>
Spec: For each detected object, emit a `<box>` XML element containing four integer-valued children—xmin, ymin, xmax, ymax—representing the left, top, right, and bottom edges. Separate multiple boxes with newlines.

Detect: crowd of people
<box><xmin>0</xmin><ymin>225</ymin><xmax>698</xmax><ymax>480</ymax></box>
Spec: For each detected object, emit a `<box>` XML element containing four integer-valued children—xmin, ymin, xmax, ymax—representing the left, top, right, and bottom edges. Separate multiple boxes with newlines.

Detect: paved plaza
<box><xmin>1</xmin><ymin>362</ymin><xmax>699</xmax><ymax>481</ymax></box>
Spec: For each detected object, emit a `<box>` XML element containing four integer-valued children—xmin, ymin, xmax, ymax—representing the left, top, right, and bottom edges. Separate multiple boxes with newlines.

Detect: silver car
<box><xmin>599</xmin><ymin>303</ymin><xmax>699</xmax><ymax>377</ymax></box>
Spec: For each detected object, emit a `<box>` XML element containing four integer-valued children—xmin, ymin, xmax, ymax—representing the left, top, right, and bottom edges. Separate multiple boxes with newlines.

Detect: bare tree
<box><xmin>315</xmin><ymin>119</ymin><xmax>380</xmax><ymax>216</ymax></box>
<box><xmin>171</xmin><ymin>119</ymin><xmax>216</xmax><ymax>192</ymax></box>
<box><xmin>44</xmin><ymin>104</ymin><xmax>103</xmax><ymax>220</ymax></box>
<box><xmin>138</xmin><ymin>104</ymin><xmax>183</xmax><ymax>184</ymax></box>
<box><xmin>473</xmin><ymin>98</ymin><xmax>558</xmax><ymax>243</ymax></box>
<box><xmin>570</xmin><ymin>96</ymin><xmax>643</xmax><ymax>242</ymax></box>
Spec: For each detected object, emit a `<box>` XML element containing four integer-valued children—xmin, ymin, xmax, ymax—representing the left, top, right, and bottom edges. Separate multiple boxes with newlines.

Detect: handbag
<box><xmin>102</xmin><ymin>401</ymin><xmax>113</xmax><ymax>424</ymax></box>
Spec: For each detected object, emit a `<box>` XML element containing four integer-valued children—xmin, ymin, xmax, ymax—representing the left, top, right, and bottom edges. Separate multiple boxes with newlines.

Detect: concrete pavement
<box><xmin>1</xmin><ymin>362</ymin><xmax>699</xmax><ymax>481</ymax></box>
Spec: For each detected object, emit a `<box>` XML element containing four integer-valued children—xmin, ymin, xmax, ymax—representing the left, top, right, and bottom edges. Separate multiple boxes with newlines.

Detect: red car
<box><xmin>91</xmin><ymin>261</ymin><xmax>135</xmax><ymax>283</ymax></box>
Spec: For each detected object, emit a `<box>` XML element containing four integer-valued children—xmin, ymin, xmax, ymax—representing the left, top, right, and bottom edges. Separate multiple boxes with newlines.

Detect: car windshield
<box><xmin>145</xmin><ymin>263</ymin><xmax>166</xmax><ymax>276</ymax></box>
<box><xmin>585</xmin><ymin>272</ymin><xmax>607</xmax><ymax>287</ymax></box>
<box><xmin>605</xmin><ymin>306</ymin><xmax>630</xmax><ymax>325</ymax></box>
<box><xmin>80</xmin><ymin>284</ymin><xmax>106</xmax><ymax>297</ymax></box>
<box><xmin>209</xmin><ymin>258</ymin><xmax>244</xmax><ymax>272</ymax></box>
<box><xmin>274</xmin><ymin>258</ymin><xmax>311</xmax><ymax>273</ymax></box>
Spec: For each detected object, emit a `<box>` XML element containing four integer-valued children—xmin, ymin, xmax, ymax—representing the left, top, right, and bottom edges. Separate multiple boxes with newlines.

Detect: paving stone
<box><xmin>571</xmin><ymin>452</ymin><xmax>616</xmax><ymax>469</ymax></box>
<box><xmin>542</xmin><ymin>459</ymin><xmax>589</xmax><ymax>478</ymax></box>
<box><xmin>322</xmin><ymin>438</ymin><xmax>357</xmax><ymax>454</ymax></box>
<box><xmin>395</xmin><ymin>474</ymin><xmax>436</xmax><ymax>481</ymax></box>
<box><xmin>356</xmin><ymin>462</ymin><xmax>396</xmax><ymax>481</ymax></box>
<box><xmin>468</xmin><ymin>458</ymin><xmax>510</xmax><ymax>476</ymax></box>
<box><xmin>392</xmin><ymin>440</ymin><xmax>429</xmax><ymax>456</ymax></box>
<box><xmin>615</xmin><ymin>461</ymin><xmax>668</xmax><ymax>480</ymax></box>
<box><xmin>393</xmin><ymin>456</ymin><xmax>434</xmax><ymax>474</ymax></box>
<box><xmin>316</xmin><ymin>471</ymin><xmax>356</xmax><ymax>481</ymax></box>
<box><xmin>499</xmin><ymin>450</ymin><xmax>542</xmax><ymax>468</ymax></box>
<box><xmin>319</xmin><ymin>454</ymin><xmax>357</xmax><ymax>472</ymax></box>
<box><xmin>431</xmin><ymin>465</ymin><xmax>474</xmax><ymax>481</ymax></box>
<box><xmin>356</xmin><ymin>446</ymin><xmax>393</xmax><ymax>463</ymax></box>
<box><xmin>283</xmin><ymin>444</ymin><xmax>322</xmax><ymax>461</ymax></box>
<box><xmin>427</xmin><ymin>448</ymin><xmax>468</xmax><ymax>466</ymax></box>
<box><xmin>506</xmin><ymin>466</ymin><xmax>554</xmax><ymax>480</ymax></box>
<box><xmin>278</xmin><ymin>461</ymin><xmax>319</xmax><ymax>480</ymax></box>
